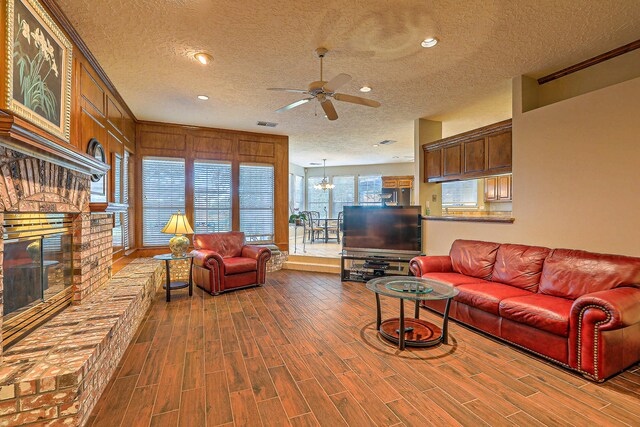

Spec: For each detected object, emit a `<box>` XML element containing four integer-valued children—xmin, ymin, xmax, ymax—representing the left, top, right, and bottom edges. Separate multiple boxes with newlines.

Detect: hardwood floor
<box><xmin>88</xmin><ymin>270</ymin><xmax>640</xmax><ymax>427</ymax></box>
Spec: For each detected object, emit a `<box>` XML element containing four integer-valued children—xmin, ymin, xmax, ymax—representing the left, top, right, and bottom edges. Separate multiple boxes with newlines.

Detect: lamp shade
<box><xmin>161</xmin><ymin>211</ymin><xmax>194</xmax><ymax>235</ymax></box>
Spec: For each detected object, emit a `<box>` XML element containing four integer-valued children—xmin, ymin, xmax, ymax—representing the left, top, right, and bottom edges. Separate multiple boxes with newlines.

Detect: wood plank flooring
<box><xmin>88</xmin><ymin>270</ymin><xmax>640</xmax><ymax>427</ymax></box>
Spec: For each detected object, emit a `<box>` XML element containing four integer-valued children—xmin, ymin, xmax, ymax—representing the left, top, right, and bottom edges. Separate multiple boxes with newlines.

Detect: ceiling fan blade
<box><xmin>275</xmin><ymin>98</ymin><xmax>312</xmax><ymax>113</ymax></box>
<box><xmin>333</xmin><ymin>93</ymin><xmax>381</xmax><ymax>108</ymax></box>
<box><xmin>323</xmin><ymin>73</ymin><xmax>352</xmax><ymax>92</ymax></box>
<box><xmin>267</xmin><ymin>88</ymin><xmax>309</xmax><ymax>93</ymax></box>
<box><xmin>321</xmin><ymin>99</ymin><xmax>338</xmax><ymax>121</ymax></box>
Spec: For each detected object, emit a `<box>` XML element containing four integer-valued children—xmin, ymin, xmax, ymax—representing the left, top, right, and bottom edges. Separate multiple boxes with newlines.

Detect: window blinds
<box><xmin>112</xmin><ymin>154</ymin><xmax>123</xmax><ymax>248</ymax></box>
<box><xmin>142</xmin><ymin>157</ymin><xmax>185</xmax><ymax>246</ymax></box>
<box><xmin>239</xmin><ymin>164</ymin><xmax>274</xmax><ymax>242</ymax></box>
<box><xmin>122</xmin><ymin>151</ymin><xmax>130</xmax><ymax>250</ymax></box>
<box><xmin>194</xmin><ymin>161</ymin><xmax>232</xmax><ymax>234</ymax></box>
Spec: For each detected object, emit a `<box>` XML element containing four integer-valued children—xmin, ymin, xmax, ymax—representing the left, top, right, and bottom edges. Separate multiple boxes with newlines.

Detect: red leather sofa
<box><xmin>191</xmin><ymin>232</ymin><xmax>271</xmax><ymax>295</ymax></box>
<box><xmin>410</xmin><ymin>239</ymin><xmax>640</xmax><ymax>381</ymax></box>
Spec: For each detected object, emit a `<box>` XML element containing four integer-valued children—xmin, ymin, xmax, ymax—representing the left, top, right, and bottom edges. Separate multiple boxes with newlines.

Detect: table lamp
<box><xmin>161</xmin><ymin>210</ymin><xmax>194</xmax><ymax>257</ymax></box>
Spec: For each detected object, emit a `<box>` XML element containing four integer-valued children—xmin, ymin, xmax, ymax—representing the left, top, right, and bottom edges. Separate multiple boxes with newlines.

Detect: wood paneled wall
<box><xmin>136</xmin><ymin>121</ymin><xmax>289</xmax><ymax>252</ymax></box>
<box><xmin>74</xmin><ymin>51</ymin><xmax>135</xmax><ymax>202</ymax></box>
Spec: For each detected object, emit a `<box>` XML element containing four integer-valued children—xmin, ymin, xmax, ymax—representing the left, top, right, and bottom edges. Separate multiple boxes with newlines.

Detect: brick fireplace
<box><xmin>0</xmin><ymin>144</ymin><xmax>154</xmax><ymax>425</ymax></box>
<box><xmin>0</xmin><ymin>146</ymin><xmax>114</xmax><ymax>352</ymax></box>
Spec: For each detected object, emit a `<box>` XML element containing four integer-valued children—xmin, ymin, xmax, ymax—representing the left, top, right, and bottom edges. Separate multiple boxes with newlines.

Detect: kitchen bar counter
<box><xmin>424</xmin><ymin>215</ymin><xmax>515</xmax><ymax>223</ymax></box>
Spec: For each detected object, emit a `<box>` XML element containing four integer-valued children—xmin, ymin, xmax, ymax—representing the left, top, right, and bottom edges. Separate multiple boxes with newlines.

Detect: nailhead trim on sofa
<box><xmin>576</xmin><ymin>304</ymin><xmax>612</xmax><ymax>381</ymax></box>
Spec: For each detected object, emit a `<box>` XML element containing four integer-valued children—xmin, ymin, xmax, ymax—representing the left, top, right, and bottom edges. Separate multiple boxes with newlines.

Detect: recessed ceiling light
<box><xmin>194</xmin><ymin>52</ymin><xmax>213</xmax><ymax>65</ymax></box>
<box><xmin>373</xmin><ymin>144</ymin><xmax>379</xmax><ymax>147</ymax></box>
<box><xmin>197</xmin><ymin>95</ymin><xmax>209</xmax><ymax>100</ymax></box>
<box><xmin>421</xmin><ymin>37</ymin><xmax>438</xmax><ymax>48</ymax></box>
<box><xmin>360</xmin><ymin>86</ymin><xmax>372</xmax><ymax>93</ymax></box>
<box><xmin>392</xmin><ymin>156</ymin><xmax>399</xmax><ymax>159</ymax></box>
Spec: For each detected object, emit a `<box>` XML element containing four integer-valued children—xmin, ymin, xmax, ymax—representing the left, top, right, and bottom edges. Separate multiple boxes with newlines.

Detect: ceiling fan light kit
<box><xmin>267</xmin><ymin>48</ymin><xmax>381</xmax><ymax>121</ymax></box>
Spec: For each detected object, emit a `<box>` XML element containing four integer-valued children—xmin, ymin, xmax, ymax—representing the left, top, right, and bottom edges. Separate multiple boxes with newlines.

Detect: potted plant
<box><xmin>289</xmin><ymin>210</ymin><xmax>306</xmax><ymax>225</ymax></box>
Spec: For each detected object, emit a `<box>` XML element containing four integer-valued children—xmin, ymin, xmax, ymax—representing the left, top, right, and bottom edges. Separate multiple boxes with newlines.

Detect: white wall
<box><xmin>425</xmin><ymin>75</ymin><xmax>640</xmax><ymax>257</ymax></box>
<box><xmin>289</xmin><ymin>162</ymin><xmax>305</xmax><ymax>177</ymax></box>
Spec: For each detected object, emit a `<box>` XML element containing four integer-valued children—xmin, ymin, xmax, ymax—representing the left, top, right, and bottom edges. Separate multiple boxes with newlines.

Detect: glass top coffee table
<box><xmin>366</xmin><ymin>276</ymin><xmax>459</xmax><ymax>350</ymax></box>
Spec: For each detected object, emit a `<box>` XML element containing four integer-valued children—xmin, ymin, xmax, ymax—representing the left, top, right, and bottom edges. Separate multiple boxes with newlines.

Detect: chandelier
<box><xmin>314</xmin><ymin>159</ymin><xmax>335</xmax><ymax>191</ymax></box>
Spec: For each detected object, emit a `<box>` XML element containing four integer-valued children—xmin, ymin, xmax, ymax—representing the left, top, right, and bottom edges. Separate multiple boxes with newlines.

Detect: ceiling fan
<box><xmin>267</xmin><ymin>48</ymin><xmax>381</xmax><ymax>121</ymax></box>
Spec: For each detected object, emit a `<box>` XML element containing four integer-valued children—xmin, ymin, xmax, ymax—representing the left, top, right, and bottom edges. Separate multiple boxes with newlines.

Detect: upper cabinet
<box><xmin>382</xmin><ymin>175</ymin><xmax>414</xmax><ymax>189</ymax></box>
<box><xmin>423</xmin><ymin>120</ymin><xmax>512</xmax><ymax>183</ymax></box>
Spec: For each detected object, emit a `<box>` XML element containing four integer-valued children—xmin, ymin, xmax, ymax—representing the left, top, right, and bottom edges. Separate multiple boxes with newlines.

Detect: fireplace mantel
<box><xmin>0</xmin><ymin>112</ymin><xmax>110</xmax><ymax>177</ymax></box>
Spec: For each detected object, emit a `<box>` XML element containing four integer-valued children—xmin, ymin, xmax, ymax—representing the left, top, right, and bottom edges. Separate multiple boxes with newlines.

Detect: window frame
<box><xmin>239</xmin><ymin>162</ymin><xmax>275</xmax><ymax>243</ymax></box>
<box><xmin>193</xmin><ymin>160</ymin><xmax>233</xmax><ymax>234</ymax></box>
<box><xmin>141</xmin><ymin>156</ymin><xmax>187</xmax><ymax>247</ymax></box>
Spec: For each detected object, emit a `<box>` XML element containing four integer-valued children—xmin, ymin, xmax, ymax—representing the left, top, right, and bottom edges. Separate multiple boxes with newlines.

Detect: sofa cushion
<box><xmin>539</xmin><ymin>249</ymin><xmax>640</xmax><ymax>300</ymax></box>
<box><xmin>499</xmin><ymin>294</ymin><xmax>573</xmax><ymax>337</ymax></box>
<box><xmin>423</xmin><ymin>272</ymin><xmax>488</xmax><ymax>287</ymax></box>
<box><xmin>450</xmin><ymin>240</ymin><xmax>500</xmax><ymax>280</ymax></box>
<box><xmin>194</xmin><ymin>232</ymin><xmax>245</xmax><ymax>258</ymax></box>
<box><xmin>492</xmin><ymin>244</ymin><xmax>550</xmax><ymax>291</ymax></box>
<box><xmin>223</xmin><ymin>257</ymin><xmax>257</xmax><ymax>275</ymax></box>
<box><xmin>455</xmin><ymin>283</ymin><xmax>532</xmax><ymax>315</ymax></box>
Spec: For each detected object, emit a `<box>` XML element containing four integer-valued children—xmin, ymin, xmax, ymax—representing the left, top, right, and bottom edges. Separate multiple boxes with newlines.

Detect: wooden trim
<box><xmin>422</xmin><ymin>119</ymin><xmax>512</xmax><ymax>151</ymax></box>
<box><xmin>39</xmin><ymin>0</ymin><xmax>137</xmax><ymax>121</ymax></box>
<box><xmin>137</xmin><ymin>119</ymin><xmax>288</xmax><ymax>142</ymax></box>
<box><xmin>538</xmin><ymin>39</ymin><xmax>640</xmax><ymax>85</ymax></box>
<box><xmin>0</xmin><ymin>113</ymin><xmax>110</xmax><ymax>176</ymax></box>
<box><xmin>89</xmin><ymin>202</ymin><xmax>128</xmax><ymax>213</ymax></box>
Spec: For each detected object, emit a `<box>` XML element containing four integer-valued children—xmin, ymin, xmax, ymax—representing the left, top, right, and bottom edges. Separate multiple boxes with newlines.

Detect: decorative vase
<box><xmin>27</xmin><ymin>240</ymin><xmax>41</xmax><ymax>263</ymax></box>
<box><xmin>169</xmin><ymin>234</ymin><xmax>189</xmax><ymax>257</ymax></box>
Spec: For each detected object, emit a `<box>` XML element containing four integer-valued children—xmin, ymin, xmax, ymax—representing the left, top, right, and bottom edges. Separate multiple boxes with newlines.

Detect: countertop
<box><xmin>423</xmin><ymin>215</ymin><xmax>515</xmax><ymax>223</ymax></box>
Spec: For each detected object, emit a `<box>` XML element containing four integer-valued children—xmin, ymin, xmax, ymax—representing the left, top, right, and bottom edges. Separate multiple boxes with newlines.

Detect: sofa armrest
<box><xmin>571</xmin><ymin>286</ymin><xmax>640</xmax><ymax>330</ymax></box>
<box><xmin>242</xmin><ymin>245</ymin><xmax>272</xmax><ymax>262</ymax></box>
<box><xmin>409</xmin><ymin>256</ymin><xmax>452</xmax><ymax>277</ymax></box>
<box><xmin>191</xmin><ymin>249</ymin><xmax>224</xmax><ymax>269</ymax></box>
<box><xmin>569</xmin><ymin>286</ymin><xmax>640</xmax><ymax>380</ymax></box>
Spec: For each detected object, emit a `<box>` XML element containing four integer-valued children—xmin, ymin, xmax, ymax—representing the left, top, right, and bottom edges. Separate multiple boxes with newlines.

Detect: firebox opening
<box><xmin>2</xmin><ymin>213</ymin><xmax>74</xmax><ymax>348</ymax></box>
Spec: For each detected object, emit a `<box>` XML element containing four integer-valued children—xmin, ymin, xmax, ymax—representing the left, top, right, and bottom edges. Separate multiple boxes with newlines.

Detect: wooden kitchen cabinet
<box><xmin>382</xmin><ymin>176</ymin><xmax>414</xmax><ymax>189</ymax></box>
<box><xmin>485</xmin><ymin>174</ymin><xmax>512</xmax><ymax>202</ymax></box>
<box><xmin>382</xmin><ymin>178</ymin><xmax>398</xmax><ymax>188</ymax></box>
<box><xmin>423</xmin><ymin>119</ymin><xmax>512</xmax><ymax>183</ymax></box>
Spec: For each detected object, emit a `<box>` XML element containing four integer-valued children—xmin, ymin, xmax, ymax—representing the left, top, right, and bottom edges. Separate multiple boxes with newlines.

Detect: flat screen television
<box><xmin>342</xmin><ymin>206</ymin><xmax>421</xmax><ymax>254</ymax></box>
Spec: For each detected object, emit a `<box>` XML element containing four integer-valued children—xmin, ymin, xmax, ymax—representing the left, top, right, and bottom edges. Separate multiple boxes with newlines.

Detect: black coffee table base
<box><xmin>375</xmin><ymin>293</ymin><xmax>453</xmax><ymax>350</ymax></box>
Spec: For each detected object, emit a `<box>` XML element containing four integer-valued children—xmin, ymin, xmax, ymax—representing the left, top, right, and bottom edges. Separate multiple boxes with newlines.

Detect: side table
<box><xmin>153</xmin><ymin>253</ymin><xmax>194</xmax><ymax>302</ymax></box>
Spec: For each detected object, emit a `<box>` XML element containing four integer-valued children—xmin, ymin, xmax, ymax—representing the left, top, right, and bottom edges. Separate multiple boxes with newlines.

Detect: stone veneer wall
<box><xmin>72</xmin><ymin>214</ymin><xmax>113</xmax><ymax>303</ymax></box>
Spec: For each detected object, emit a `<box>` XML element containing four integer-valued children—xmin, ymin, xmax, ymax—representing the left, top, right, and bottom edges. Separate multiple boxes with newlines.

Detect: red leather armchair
<box><xmin>191</xmin><ymin>232</ymin><xmax>271</xmax><ymax>295</ymax></box>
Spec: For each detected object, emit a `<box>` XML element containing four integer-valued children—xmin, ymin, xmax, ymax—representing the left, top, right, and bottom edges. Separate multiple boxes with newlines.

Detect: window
<box><xmin>331</xmin><ymin>176</ymin><xmax>355</xmax><ymax>217</ymax></box>
<box><xmin>240</xmin><ymin>164</ymin><xmax>274</xmax><ymax>242</ymax></box>
<box><xmin>442</xmin><ymin>179</ymin><xmax>478</xmax><ymax>207</ymax></box>
<box><xmin>307</xmin><ymin>176</ymin><xmax>330</xmax><ymax>216</ymax></box>
<box><xmin>294</xmin><ymin>175</ymin><xmax>304</xmax><ymax>212</ymax></box>
<box><xmin>112</xmin><ymin>153</ymin><xmax>123</xmax><ymax>248</ymax></box>
<box><xmin>142</xmin><ymin>157</ymin><xmax>186</xmax><ymax>246</ymax></box>
<box><xmin>358</xmin><ymin>175</ymin><xmax>382</xmax><ymax>205</ymax></box>
<box><xmin>194</xmin><ymin>161</ymin><xmax>232</xmax><ymax>233</ymax></box>
<box><xmin>122</xmin><ymin>151</ymin><xmax>130</xmax><ymax>250</ymax></box>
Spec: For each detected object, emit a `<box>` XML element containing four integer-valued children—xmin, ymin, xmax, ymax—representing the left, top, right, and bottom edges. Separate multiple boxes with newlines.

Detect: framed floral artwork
<box><xmin>5</xmin><ymin>0</ymin><xmax>73</xmax><ymax>141</ymax></box>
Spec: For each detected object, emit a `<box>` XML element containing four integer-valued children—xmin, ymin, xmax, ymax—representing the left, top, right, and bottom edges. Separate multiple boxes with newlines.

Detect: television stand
<box><xmin>340</xmin><ymin>251</ymin><xmax>418</xmax><ymax>283</ymax></box>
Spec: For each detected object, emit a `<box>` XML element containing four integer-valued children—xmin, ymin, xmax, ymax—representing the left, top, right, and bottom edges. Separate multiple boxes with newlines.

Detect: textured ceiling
<box><xmin>57</xmin><ymin>0</ymin><xmax>640</xmax><ymax>167</ymax></box>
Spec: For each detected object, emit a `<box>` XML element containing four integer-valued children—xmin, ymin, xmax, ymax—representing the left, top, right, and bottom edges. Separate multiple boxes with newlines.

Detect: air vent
<box><xmin>309</xmin><ymin>162</ymin><xmax>322</xmax><ymax>166</ymax></box>
<box><xmin>257</xmin><ymin>121</ymin><xmax>278</xmax><ymax>127</ymax></box>
<box><xmin>379</xmin><ymin>139</ymin><xmax>396</xmax><ymax>145</ymax></box>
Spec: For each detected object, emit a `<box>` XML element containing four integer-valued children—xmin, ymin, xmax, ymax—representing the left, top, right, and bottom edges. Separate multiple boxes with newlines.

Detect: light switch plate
<box><xmin>432</xmin><ymin>194</ymin><xmax>437</xmax><ymax>202</ymax></box>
